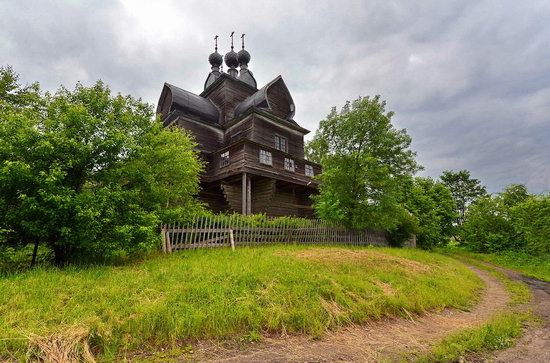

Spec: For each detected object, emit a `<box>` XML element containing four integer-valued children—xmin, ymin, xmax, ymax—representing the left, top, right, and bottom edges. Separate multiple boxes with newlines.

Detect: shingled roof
<box><xmin>157</xmin><ymin>83</ymin><xmax>219</xmax><ymax>124</ymax></box>
<box><xmin>234</xmin><ymin>76</ymin><xmax>295</xmax><ymax>121</ymax></box>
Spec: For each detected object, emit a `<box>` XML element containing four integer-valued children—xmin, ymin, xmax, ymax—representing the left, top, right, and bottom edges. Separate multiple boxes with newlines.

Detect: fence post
<box><xmin>167</xmin><ymin>223</ymin><xmax>173</xmax><ymax>253</ymax></box>
<box><xmin>161</xmin><ymin>224</ymin><xmax>167</xmax><ymax>253</ymax></box>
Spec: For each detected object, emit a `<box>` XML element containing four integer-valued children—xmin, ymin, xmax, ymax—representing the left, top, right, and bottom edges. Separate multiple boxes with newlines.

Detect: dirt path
<box><xmin>192</xmin><ymin>266</ymin><xmax>509</xmax><ymax>362</ymax></box>
<box><xmin>488</xmin><ymin>267</ymin><xmax>550</xmax><ymax>363</ymax></box>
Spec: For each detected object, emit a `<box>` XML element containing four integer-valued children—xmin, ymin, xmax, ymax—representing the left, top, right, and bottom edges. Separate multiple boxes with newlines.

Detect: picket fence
<box><xmin>161</xmin><ymin>215</ymin><xmax>389</xmax><ymax>252</ymax></box>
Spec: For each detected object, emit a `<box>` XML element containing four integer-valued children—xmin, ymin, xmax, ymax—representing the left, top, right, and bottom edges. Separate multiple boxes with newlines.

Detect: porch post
<box><xmin>247</xmin><ymin>177</ymin><xmax>252</xmax><ymax>215</ymax></box>
<box><xmin>242</xmin><ymin>172</ymin><xmax>247</xmax><ymax>215</ymax></box>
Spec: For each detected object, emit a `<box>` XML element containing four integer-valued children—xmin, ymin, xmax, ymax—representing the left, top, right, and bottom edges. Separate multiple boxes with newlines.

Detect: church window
<box><xmin>259</xmin><ymin>149</ymin><xmax>272</xmax><ymax>165</ymax></box>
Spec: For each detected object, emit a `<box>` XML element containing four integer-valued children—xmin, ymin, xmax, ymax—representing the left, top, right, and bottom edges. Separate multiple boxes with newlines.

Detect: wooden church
<box><xmin>156</xmin><ymin>34</ymin><xmax>321</xmax><ymax>217</ymax></box>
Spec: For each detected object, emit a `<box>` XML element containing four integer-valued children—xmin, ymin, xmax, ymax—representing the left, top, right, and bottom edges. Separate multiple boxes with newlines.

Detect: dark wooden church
<box><xmin>156</xmin><ymin>34</ymin><xmax>321</xmax><ymax>217</ymax></box>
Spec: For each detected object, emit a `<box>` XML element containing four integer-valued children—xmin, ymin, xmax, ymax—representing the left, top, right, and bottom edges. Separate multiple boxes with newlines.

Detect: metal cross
<box><xmin>230</xmin><ymin>31</ymin><xmax>235</xmax><ymax>49</ymax></box>
<box><xmin>241</xmin><ymin>33</ymin><xmax>246</xmax><ymax>49</ymax></box>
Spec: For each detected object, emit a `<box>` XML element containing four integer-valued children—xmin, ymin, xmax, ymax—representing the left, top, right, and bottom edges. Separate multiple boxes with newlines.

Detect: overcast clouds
<box><xmin>2</xmin><ymin>0</ymin><xmax>550</xmax><ymax>193</ymax></box>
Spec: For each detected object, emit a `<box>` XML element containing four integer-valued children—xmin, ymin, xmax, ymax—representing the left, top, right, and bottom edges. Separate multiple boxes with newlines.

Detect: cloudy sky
<box><xmin>2</xmin><ymin>0</ymin><xmax>550</xmax><ymax>193</ymax></box>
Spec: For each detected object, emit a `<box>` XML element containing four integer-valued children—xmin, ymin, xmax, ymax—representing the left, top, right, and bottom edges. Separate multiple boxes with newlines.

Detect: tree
<box><xmin>0</xmin><ymin>67</ymin><xmax>203</xmax><ymax>265</ymax></box>
<box><xmin>460</xmin><ymin>184</ymin><xmax>529</xmax><ymax>253</ymax></box>
<box><xmin>404</xmin><ymin>177</ymin><xmax>457</xmax><ymax>249</ymax></box>
<box><xmin>460</xmin><ymin>196</ymin><xmax>513</xmax><ymax>253</ymax></box>
<box><xmin>305</xmin><ymin>96</ymin><xmax>420</xmax><ymax>230</ymax></box>
<box><xmin>440</xmin><ymin>170</ymin><xmax>487</xmax><ymax>227</ymax></box>
<box><xmin>500</xmin><ymin>184</ymin><xmax>529</xmax><ymax>208</ymax></box>
<box><xmin>510</xmin><ymin>193</ymin><xmax>550</xmax><ymax>254</ymax></box>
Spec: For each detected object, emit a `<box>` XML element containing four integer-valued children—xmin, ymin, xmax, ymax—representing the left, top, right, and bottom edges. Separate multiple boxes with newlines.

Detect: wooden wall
<box><xmin>204</xmin><ymin>78</ymin><xmax>256</xmax><ymax>124</ymax></box>
<box><xmin>212</xmin><ymin>176</ymin><xmax>315</xmax><ymax>218</ymax></box>
<box><xmin>176</xmin><ymin>118</ymin><xmax>223</xmax><ymax>153</ymax></box>
<box><xmin>199</xmin><ymin>186</ymin><xmax>229</xmax><ymax>213</ymax></box>
<box><xmin>244</xmin><ymin>142</ymin><xmax>318</xmax><ymax>182</ymax></box>
<box><xmin>207</xmin><ymin>143</ymin><xmax>246</xmax><ymax>179</ymax></box>
<box><xmin>266</xmin><ymin>80</ymin><xmax>292</xmax><ymax>120</ymax></box>
<box><xmin>250</xmin><ymin>117</ymin><xmax>305</xmax><ymax>159</ymax></box>
<box><xmin>224</xmin><ymin>117</ymin><xmax>253</xmax><ymax>145</ymax></box>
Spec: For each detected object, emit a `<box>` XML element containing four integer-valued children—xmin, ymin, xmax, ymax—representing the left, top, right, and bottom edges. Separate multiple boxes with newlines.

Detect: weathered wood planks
<box><xmin>160</xmin><ymin>216</ymin><xmax>390</xmax><ymax>252</ymax></box>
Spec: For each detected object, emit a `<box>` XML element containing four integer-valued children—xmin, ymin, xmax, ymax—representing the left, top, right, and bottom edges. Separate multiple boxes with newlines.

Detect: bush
<box><xmin>460</xmin><ymin>184</ymin><xmax>550</xmax><ymax>255</ymax></box>
<box><xmin>0</xmin><ymin>66</ymin><xmax>203</xmax><ymax>265</ymax></box>
<box><xmin>388</xmin><ymin>211</ymin><xmax>419</xmax><ymax>247</ymax></box>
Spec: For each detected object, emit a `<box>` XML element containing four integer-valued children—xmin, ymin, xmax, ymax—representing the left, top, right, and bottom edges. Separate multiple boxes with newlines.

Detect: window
<box><xmin>259</xmin><ymin>149</ymin><xmax>272</xmax><ymax>165</ymax></box>
<box><xmin>220</xmin><ymin>151</ymin><xmax>229</xmax><ymax>167</ymax></box>
<box><xmin>274</xmin><ymin>135</ymin><xmax>287</xmax><ymax>152</ymax></box>
<box><xmin>305</xmin><ymin>164</ymin><xmax>314</xmax><ymax>177</ymax></box>
<box><xmin>284</xmin><ymin>158</ymin><xmax>295</xmax><ymax>172</ymax></box>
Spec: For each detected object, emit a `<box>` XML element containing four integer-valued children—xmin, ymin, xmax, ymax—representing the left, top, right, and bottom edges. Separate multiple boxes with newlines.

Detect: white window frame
<box><xmin>259</xmin><ymin>149</ymin><xmax>272</xmax><ymax>166</ymax></box>
<box><xmin>220</xmin><ymin>151</ymin><xmax>230</xmax><ymax>168</ymax></box>
<box><xmin>274</xmin><ymin>135</ymin><xmax>288</xmax><ymax>152</ymax></box>
<box><xmin>305</xmin><ymin>164</ymin><xmax>314</xmax><ymax>177</ymax></box>
<box><xmin>284</xmin><ymin>158</ymin><xmax>295</xmax><ymax>172</ymax></box>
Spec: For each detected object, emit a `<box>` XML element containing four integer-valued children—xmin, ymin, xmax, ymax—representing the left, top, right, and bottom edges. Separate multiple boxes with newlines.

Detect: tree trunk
<box><xmin>30</xmin><ymin>240</ymin><xmax>39</xmax><ymax>267</ymax></box>
<box><xmin>52</xmin><ymin>243</ymin><xmax>68</xmax><ymax>267</ymax></box>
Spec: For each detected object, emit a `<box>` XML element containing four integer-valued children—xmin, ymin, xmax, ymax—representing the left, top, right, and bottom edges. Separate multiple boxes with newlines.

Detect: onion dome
<box><xmin>205</xmin><ymin>35</ymin><xmax>223</xmax><ymax>90</ymax></box>
<box><xmin>224</xmin><ymin>50</ymin><xmax>239</xmax><ymax>68</ymax></box>
<box><xmin>237</xmin><ymin>48</ymin><xmax>251</xmax><ymax>65</ymax></box>
<box><xmin>208</xmin><ymin>51</ymin><xmax>223</xmax><ymax>67</ymax></box>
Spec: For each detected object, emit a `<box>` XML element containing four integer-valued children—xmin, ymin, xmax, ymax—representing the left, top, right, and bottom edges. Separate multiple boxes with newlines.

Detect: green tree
<box><xmin>440</xmin><ymin>170</ymin><xmax>487</xmax><ymax>227</ymax></box>
<box><xmin>512</xmin><ymin>194</ymin><xmax>550</xmax><ymax>254</ymax></box>
<box><xmin>0</xmin><ymin>67</ymin><xmax>203</xmax><ymax>265</ymax></box>
<box><xmin>459</xmin><ymin>196</ymin><xmax>513</xmax><ymax>253</ymax></box>
<box><xmin>404</xmin><ymin>177</ymin><xmax>457</xmax><ymax>249</ymax></box>
<box><xmin>460</xmin><ymin>184</ymin><xmax>528</xmax><ymax>253</ymax></box>
<box><xmin>500</xmin><ymin>183</ymin><xmax>529</xmax><ymax>208</ymax></box>
<box><xmin>305</xmin><ymin>96</ymin><xmax>420</xmax><ymax>230</ymax></box>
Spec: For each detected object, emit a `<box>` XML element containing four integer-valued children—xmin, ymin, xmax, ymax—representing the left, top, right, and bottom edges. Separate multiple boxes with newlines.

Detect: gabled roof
<box><xmin>234</xmin><ymin>76</ymin><xmax>296</xmax><ymax>121</ymax></box>
<box><xmin>157</xmin><ymin>83</ymin><xmax>219</xmax><ymax>123</ymax></box>
<box><xmin>200</xmin><ymin>73</ymin><xmax>257</xmax><ymax>98</ymax></box>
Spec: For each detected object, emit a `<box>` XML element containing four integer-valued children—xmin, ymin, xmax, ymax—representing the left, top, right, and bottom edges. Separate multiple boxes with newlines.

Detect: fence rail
<box><xmin>161</xmin><ymin>216</ymin><xmax>389</xmax><ymax>252</ymax></box>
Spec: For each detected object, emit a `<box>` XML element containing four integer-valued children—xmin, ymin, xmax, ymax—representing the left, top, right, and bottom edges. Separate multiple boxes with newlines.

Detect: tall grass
<box><xmin>440</xmin><ymin>247</ymin><xmax>550</xmax><ymax>282</ymax></box>
<box><xmin>417</xmin><ymin>251</ymin><xmax>534</xmax><ymax>362</ymax></box>
<box><xmin>417</xmin><ymin>312</ymin><xmax>529</xmax><ymax>363</ymax></box>
<box><xmin>0</xmin><ymin>245</ymin><xmax>482</xmax><ymax>361</ymax></box>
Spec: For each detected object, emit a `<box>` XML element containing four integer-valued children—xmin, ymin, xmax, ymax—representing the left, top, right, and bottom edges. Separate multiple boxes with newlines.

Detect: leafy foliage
<box><xmin>305</xmin><ymin>96</ymin><xmax>420</xmax><ymax>230</ymax></box>
<box><xmin>0</xmin><ymin>66</ymin><xmax>203</xmax><ymax>265</ymax></box>
<box><xmin>403</xmin><ymin>177</ymin><xmax>457</xmax><ymax>249</ymax></box>
<box><xmin>460</xmin><ymin>184</ymin><xmax>550</xmax><ymax>254</ymax></box>
<box><xmin>511</xmin><ymin>194</ymin><xmax>550</xmax><ymax>254</ymax></box>
<box><xmin>440</xmin><ymin>170</ymin><xmax>487</xmax><ymax>226</ymax></box>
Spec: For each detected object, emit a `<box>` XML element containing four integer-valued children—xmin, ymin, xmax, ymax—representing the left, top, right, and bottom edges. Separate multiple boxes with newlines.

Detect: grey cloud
<box><xmin>1</xmin><ymin>0</ymin><xmax>549</xmax><ymax>193</ymax></box>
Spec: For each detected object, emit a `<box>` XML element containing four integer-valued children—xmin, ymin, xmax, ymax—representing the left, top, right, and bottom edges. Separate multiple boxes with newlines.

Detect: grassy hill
<box><xmin>0</xmin><ymin>246</ymin><xmax>483</xmax><ymax>361</ymax></box>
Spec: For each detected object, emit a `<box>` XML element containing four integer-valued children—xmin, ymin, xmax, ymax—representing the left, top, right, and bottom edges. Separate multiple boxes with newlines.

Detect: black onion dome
<box><xmin>208</xmin><ymin>51</ymin><xmax>223</xmax><ymax>67</ymax></box>
<box><xmin>224</xmin><ymin>50</ymin><xmax>239</xmax><ymax>68</ymax></box>
<box><xmin>237</xmin><ymin>48</ymin><xmax>251</xmax><ymax>65</ymax></box>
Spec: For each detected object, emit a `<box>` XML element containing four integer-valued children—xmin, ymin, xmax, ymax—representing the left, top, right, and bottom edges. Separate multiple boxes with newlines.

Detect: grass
<box><xmin>441</xmin><ymin>248</ymin><xmax>550</xmax><ymax>282</ymax></box>
<box><xmin>417</xmin><ymin>251</ymin><xmax>534</xmax><ymax>362</ymax></box>
<box><xmin>417</xmin><ymin>312</ymin><xmax>530</xmax><ymax>363</ymax></box>
<box><xmin>0</xmin><ymin>245</ymin><xmax>483</xmax><ymax>362</ymax></box>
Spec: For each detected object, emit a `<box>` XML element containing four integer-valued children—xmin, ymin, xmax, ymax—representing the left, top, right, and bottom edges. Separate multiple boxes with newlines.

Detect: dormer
<box><xmin>234</xmin><ymin>76</ymin><xmax>295</xmax><ymax>121</ymax></box>
<box><xmin>157</xmin><ymin>83</ymin><xmax>219</xmax><ymax>124</ymax></box>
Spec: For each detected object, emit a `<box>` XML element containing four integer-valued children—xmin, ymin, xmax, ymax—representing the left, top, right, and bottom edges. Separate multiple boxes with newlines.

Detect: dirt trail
<box><xmin>489</xmin><ymin>267</ymin><xmax>550</xmax><ymax>363</ymax></box>
<box><xmin>193</xmin><ymin>266</ymin><xmax>509</xmax><ymax>362</ymax></box>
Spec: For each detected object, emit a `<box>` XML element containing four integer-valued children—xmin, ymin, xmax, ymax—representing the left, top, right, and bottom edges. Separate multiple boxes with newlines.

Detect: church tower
<box><xmin>156</xmin><ymin>34</ymin><xmax>320</xmax><ymax>216</ymax></box>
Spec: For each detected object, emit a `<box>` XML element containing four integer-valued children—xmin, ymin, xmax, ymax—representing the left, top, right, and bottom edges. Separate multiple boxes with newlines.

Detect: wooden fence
<box><xmin>161</xmin><ymin>216</ymin><xmax>389</xmax><ymax>252</ymax></box>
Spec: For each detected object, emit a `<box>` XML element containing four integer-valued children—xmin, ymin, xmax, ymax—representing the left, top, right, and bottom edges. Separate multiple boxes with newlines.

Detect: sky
<box><xmin>2</xmin><ymin>0</ymin><xmax>550</xmax><ymax>193</ymax></box>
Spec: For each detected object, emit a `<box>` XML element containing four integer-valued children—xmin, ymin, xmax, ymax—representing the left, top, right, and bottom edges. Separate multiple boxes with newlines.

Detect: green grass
<box><xmin>0</xmin><ymin>245</ymin><xmax>483</xmax><ymax>362</ymax></box>
<box><xmin>417</xmin><ymin>252</ymin><xmax>534</xmax><ymax>362</ymax></box>
<box><xmin>417</xmin><ymin>312</ymin><xmax>529</xmax><ymax>363</ymax></box>
<box><xmin>441</xmin><ymin>248</ymin><xmax>550</xmax><ymax>282</ymax></box>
